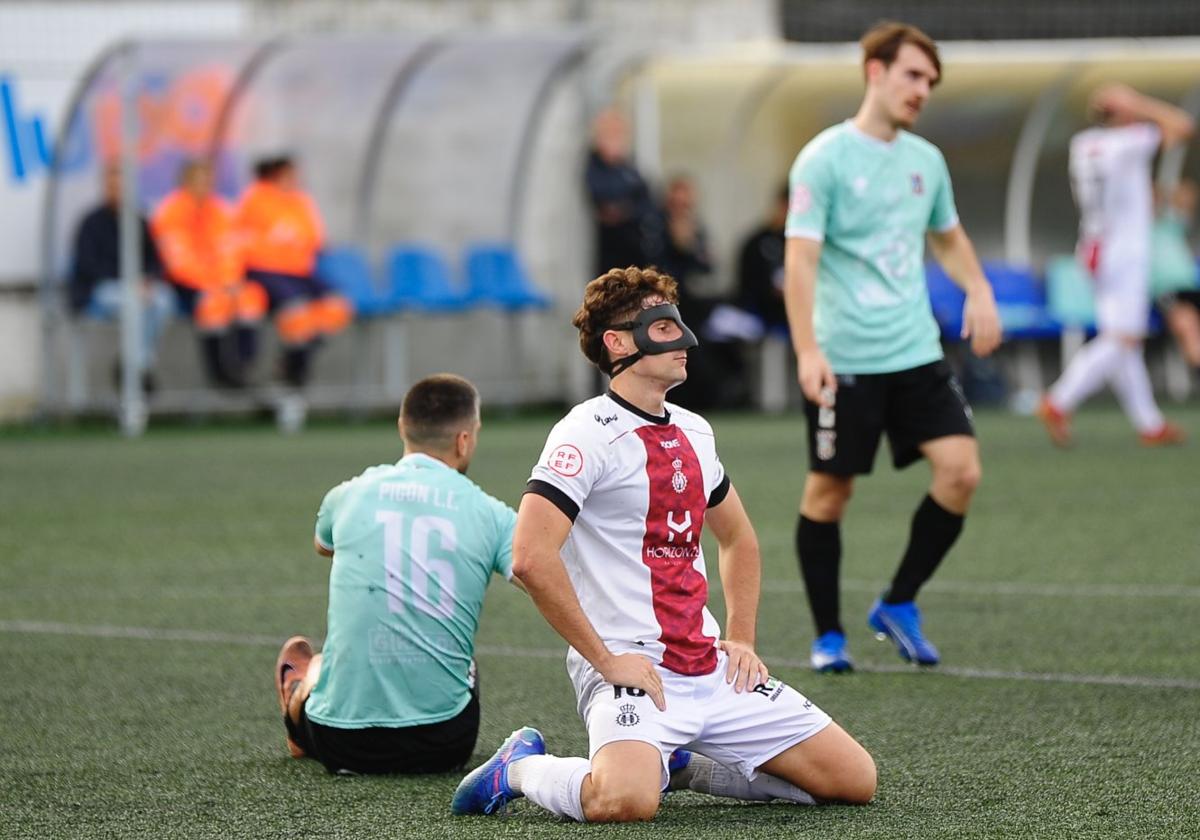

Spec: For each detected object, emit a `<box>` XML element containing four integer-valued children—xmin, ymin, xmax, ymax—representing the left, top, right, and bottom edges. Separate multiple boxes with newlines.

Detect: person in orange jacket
<box><xmin>154</xmin><ymin>159</ymin><xmax>267</xmax><ymax>387</ymax></box>
<box><xmin>236</xmin><ymin>155</ymin><xmax>352</xmax><ymax>389</ymax></box>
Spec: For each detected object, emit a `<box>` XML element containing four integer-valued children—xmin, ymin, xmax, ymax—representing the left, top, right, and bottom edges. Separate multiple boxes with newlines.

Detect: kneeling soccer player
<box><xmin>274</xmin><ymin>374</ymin><xmax>520</xmax><ymax>774</ymax></box>
<box><xmin>451</xmin><ymin>267</ymin><xmax>875</xmax><ymax>821</ymax></box>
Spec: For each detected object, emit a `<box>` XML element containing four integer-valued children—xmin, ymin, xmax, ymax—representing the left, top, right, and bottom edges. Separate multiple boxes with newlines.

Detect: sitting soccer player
<box><xmin>274</xmin><ymin>374</ymin><xmax>520</xmax><ymax>775</ymax></box>
<box><xmin>452</xmin><ymin>266</ymin><xmax>875</xmax><ymax>822</ymax></box>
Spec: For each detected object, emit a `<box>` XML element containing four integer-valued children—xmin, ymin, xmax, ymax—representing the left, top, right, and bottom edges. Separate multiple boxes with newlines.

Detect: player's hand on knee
<box><xmin>798</xmin><ymin>347</ymin><xmax>836</xmax><ymax>406</ymax></box>
<box><xmin>962</xmin><ymin>291</ymin><xmax>1002</xmax><ymax>357</ymax></box>
<box><xmin>601</xmin><ymin>653</ymin><xmax>666</xmax><ymax>711</ymax></box>
<box><xmin>718</xmin><ymin>640</ymin><xmax>768</xmax><ymax>694</ymax></box>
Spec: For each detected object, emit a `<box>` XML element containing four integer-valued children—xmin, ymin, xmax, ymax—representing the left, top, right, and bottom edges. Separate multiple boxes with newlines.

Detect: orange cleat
<box><xmin>275</xmin><ymin>635</ymin><xmax>314</xmax><ymax>758</ymax></box>
<box><xmin>1037</xmin><ymin>396</ymin><xmax>1073</xmax><ymax>448</ymax></box>
<box><xmin>1139</xmin><ymin>422</ymin><xmax>1186</xmax><ymax>447</ymax></box>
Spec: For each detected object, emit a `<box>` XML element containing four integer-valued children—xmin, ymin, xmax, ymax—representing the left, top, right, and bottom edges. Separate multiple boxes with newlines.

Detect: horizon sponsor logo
<box><xmin>644</xmin><ymin>543</ymin><xmax>701</xmax><ymax>561</ymax></box>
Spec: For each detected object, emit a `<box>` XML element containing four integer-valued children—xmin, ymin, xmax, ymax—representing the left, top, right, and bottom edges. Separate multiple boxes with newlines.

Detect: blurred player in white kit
<box><xmin>1040</xmin><ymin>83</ymin><xmax>1194</xmax><ymax>447</ymax></box>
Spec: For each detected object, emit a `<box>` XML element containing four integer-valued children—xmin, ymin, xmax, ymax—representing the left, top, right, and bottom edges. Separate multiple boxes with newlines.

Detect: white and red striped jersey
<box><xmin>1069</xmin><ymin>122</ymin><xmax>1161</xmax><ymax>267</ymax></box>
<box><xmin>525</xmin><ymin>390</ymin><xmax>732</xmax><ymax>677</ymax></box>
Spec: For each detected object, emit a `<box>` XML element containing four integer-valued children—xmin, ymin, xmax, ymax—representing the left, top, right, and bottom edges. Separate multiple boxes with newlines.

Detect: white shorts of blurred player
<box><xmin>1093</xmin><ymin>242</ymin><xmax>1151</xmax><ymax>337</ymax></box>
<box><xmin>567</xmin><ymin>648</ymin><xmax>831</xmax><ymax>789</ymax></box>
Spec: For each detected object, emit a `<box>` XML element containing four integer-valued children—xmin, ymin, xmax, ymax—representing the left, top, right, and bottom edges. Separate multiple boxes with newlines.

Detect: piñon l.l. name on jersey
<box><xmin>307</xmin><ymin>453</ymin><xmax>516</xmax><ymax>729</ymax></box>
<box><xmin>786</xmin><ymin>120</ymin><xmax>959</xmax><ymax>374</ymax></box>
<box><xmin>525</xmin><ymin>390</ymin><xmax>732</xmax><ymax>677</ymax></box>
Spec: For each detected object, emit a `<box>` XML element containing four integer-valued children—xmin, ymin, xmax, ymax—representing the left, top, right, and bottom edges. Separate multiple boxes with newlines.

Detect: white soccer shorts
<box><xmin>567</xmin><ymin>648</ymin><xmax>832</xmax><ymax>789</ymax></box>
<box><xmin>1094</xmin><ymin>245</ymin><xmax>1151</xmax><ymax>337</ymax></box>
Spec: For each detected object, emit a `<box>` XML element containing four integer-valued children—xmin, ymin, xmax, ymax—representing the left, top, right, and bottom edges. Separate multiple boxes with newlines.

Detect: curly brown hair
<box><xmin>571</xmin><ymin>266</ymin><xmax>679</xmax><ymax>374</ymax></box>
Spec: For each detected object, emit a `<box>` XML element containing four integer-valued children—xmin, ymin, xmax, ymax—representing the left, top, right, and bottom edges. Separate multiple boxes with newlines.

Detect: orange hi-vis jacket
<box><xmin>235</xmin><ymin>181</ymin><xmax>324</xmax><ymax>277</ymax></box>
<box><xmin>153</xmin><ymin>190</ymin><xmax>243</xmax><ymax>291</ymax></box>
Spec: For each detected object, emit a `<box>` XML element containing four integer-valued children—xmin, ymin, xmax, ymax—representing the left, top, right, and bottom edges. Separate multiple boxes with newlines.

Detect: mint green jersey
<box><xmin>1150</xmin><ymin>211</ymin><xmax>1199</xmax><ymax>298</ymax></box>
<box><xmin>786</xmin><ymin>121</ymin><xmax>959</xmax><ymax>373</ymax></box>
<box><xmin>305</xmin><ymin>453</ymin><xmax>516</xmax><ymax>729</ymax></box>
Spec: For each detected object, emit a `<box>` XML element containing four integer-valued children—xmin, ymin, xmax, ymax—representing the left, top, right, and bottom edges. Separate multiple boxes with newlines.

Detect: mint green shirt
<box><xmin>1151</xmin><ymin>211</ymin><xmax>1199</xmax><ymax>298</ymax></box>
<box><xmin>306</xmin><ymin>453</ymin><xmax>516</xmax><ymax>729</ymax></box>
<box><xmin>786</xmin><ymin>121</ymin><xmax>959</xmax><ymax>374</ymax></box>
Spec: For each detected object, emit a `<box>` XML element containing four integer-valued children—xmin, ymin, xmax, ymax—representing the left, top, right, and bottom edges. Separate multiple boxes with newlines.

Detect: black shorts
<box><xmin>246</xmin><ymin>269</ymin><xmax>332</xmax><ymax>312</ymax></box>
<box><xmin>804</xmin><ymin>359</ymin><xmax>974</xmax><ymax>476</ymax></box>
<box><xmin>1158</xmin><ymin>289</ymin><xmax>1200</xmax><ymax>311</ymax></box>
<box><xmin>285</xmin><ymin>688</ymin><xmax>480</xmax><ymax>775</ymax></box>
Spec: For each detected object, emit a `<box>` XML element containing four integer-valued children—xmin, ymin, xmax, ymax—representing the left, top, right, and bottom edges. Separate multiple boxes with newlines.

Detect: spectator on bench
<box><xmin>68</xmin><ymin>162</ymin><xmax>175</xmax><ymax>394</ymax></box>
<box><xmin>236</xmin><ymin>155</ymin><xmax>352</xmax><ymax>391</ymax></box>
<box><xmin>153</xmin><ymin>160</ymin><xmax>268</xmax><ymax>389</ymax></box>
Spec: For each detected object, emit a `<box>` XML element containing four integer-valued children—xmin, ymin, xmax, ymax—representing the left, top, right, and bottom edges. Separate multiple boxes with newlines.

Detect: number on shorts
<box><xmin>613</xmin><ymin>685</ymin><xmax>648</xmax><ymax>699</ymax></box>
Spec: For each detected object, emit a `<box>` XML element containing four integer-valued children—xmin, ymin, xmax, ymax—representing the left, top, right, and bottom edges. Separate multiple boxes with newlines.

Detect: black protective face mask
<box><xmin>607</xmin><ymin>303</ymin><xmax>698</xmax><ymax>377</ymax></box>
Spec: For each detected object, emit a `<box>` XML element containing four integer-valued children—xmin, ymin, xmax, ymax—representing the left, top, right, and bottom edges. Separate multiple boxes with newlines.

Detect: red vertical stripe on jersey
<box><xmin>635</xmin><ymin>424</ymin><xmax>717</xmax><ymax>676</ymax></box>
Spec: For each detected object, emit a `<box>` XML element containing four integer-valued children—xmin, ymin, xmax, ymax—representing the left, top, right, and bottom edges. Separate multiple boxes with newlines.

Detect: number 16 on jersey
<box><xmin>375</xmin><ymin>511</ymin><xmax>458</xmax><ymax>619</ymax></box>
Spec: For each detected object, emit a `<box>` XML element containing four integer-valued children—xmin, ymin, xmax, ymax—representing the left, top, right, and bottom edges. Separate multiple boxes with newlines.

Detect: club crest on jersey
<box><xmin>911</xmin><ymin>173</ymin><xmax>924</xmax><ymax>195</ymax></box>
<box><xmin>670</xmin><ymin>457</ymin><xmax>688</xmax><ymax>493</ymax></box>
<box><xmin>616</xmin><ymin>703</ymin><xmax>640</xmax><ymax>727</ymax></box>
<box><xmin>547</xmin><ymin>444</ymin><xmax>583</xmax><ymax>477</ymax></box>
<box><xmin>816</xmin><ymin>430</ymin><xmax>836</xmax><ymax>461</ymax></box>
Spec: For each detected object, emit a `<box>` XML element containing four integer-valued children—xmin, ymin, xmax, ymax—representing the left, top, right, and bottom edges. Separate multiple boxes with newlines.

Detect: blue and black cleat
<box><xmin>868</xmin><ymin>598</ymin><xmax>939</xmax><ymax>665</ymax></box>
<box><xmin>810</xmin><ymin>630</ymin><xmax>855</xmax><ymax>673</ymax></box>
<box><xmin>450</xmin><ymin>726</ymin><xmax>546</xmax><ymax>816</ymax></box>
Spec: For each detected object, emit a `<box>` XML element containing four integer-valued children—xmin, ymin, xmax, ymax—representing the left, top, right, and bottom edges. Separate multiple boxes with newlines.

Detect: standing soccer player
<box><xmin>451</xmin><ymin>266</ymin><xmax>875</xmax><ymax>823</ymax></box>
<box><xmin>784</xmin><ymin>22</ymin><xmax>1002</xmax><ymax>672</ymax></box>
<box><xmin>1039</xmin><ymin>83</ymin><xmax>1194</xmax><ymax>447</ymax></box>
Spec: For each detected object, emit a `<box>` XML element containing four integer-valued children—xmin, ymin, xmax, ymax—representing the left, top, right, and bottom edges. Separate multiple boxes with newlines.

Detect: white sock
<box><xmin>1110</xmin><ymin>346</ymin><xmax>1164</xmax><ymax>432</ymax></box>
<box><xmin>507</xmin><ymin>755</ymin><xmax>589</xmax><ymax>821</ymax></box>
<box><xmin>670</xmin><ymin>753</ymin><xmax>816</xmax><ymax>805</ymax></box>
<box><xmin>1050</xmin><ymin>335</ymin><xmax>1123</xmax><ymax>412</ymax></box>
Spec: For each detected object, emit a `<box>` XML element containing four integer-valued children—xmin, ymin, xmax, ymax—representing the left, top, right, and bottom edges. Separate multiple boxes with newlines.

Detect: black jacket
<box><xmin>68</xmin><ymin>204</ymin><xmax>162</xmax><ymax>313</ymax></box>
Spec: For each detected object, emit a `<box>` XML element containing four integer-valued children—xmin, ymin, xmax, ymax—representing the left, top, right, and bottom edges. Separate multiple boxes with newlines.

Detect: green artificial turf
<box><xmin>1</xmin><ymin>405</ymin><xmax>1198</xmax><ymax>838</ymax></box>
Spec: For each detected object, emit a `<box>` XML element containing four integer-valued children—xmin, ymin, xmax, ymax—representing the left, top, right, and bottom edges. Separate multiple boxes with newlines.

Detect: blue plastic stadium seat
<box><xmin>316</xmin><ymin>246</ymin><xmax>396</xmax><ymax>317</ymax></box>
<box><xmin>925</xmin><ymin>262</ymin><xmax>965</xmax><ymax>338</ymax></box>
<box><xmin>983</xmin><ymin>261</ymin><xmax>1060</xmax><ymax>340</ymax></box>
<box><xmin>463</xmin><ymin>243</ymin><xmax>553</xmax><ymax>311</ymax></box>
<box><xmin>385</xmin><ymin>245</ymin><xmax>471</xmax><ymax>313</ymax></box>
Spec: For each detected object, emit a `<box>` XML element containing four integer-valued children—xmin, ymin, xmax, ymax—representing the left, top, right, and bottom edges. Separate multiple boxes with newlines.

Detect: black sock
<box><xmin>235</xmin><ymin>325</ymin><xmax>259</xmax><ymax>364</ymax></box>
<box><xmin>282</xmin><ymin>346</ymin><xmax>312</xmax><ymax>388</ymax></box>
<box><xmin>199</xmin><ymin>334</ymin><xmax>227</xmax><ymax>385</ymax></box>
<box><xmin>885</xmin><ymin>495</ymin><xmax>964</xmax><ymax>604</ymax></box>
<box><xmin>796</xmin><ymin>515</ymin><xmax>842</xmax><ymax>636</ymax></box>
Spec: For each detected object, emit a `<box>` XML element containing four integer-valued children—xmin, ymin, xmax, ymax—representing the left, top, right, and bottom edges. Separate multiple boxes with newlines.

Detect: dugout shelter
<box><xmin>38</xmin><ymin>33</ymin><xmax>1200</xmax><ymax>430</ymax></box>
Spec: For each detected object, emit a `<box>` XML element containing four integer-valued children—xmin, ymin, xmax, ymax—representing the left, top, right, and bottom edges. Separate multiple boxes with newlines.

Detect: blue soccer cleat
<box><xmin>810</xmin><ymin>630</ymin><xmax>854</xmax><ymax>673</ymax></box>
<box><xmin>668</xmin><ymin>749</ymin><xmax>692</xmax><ymax>776</ymax></box>
<box><xmin>450</xmin><ymin>726</ymin><xmax>546</xmax><ymax>816</ymax></box>
<box><xmin>868</xmin><ymin>598</ymin><xmax>939</xmax><ymax>665</ymax></box>
<box><xmin>663</xmin><ymin>748</ymin><xmax>694</xmax><ymax>794</ymax></box>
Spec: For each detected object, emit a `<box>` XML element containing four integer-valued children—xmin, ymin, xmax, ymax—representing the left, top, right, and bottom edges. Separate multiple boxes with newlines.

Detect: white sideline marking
<box><xmin>3</xmin><ymin>620</ymin><xmax>1199</xmax><ymax>691</ymax></box>
<box><xmin>755</xmin><ymin>579</ymin><xmax>1200</xmax><ymax>600</ymax></box>
<box><xmin>6</xmin><ymin>579</ymin><xmax>1198</xmax><ymax>603</ymax></box>
<box><xmin>0</xmin><ymin>585</ymin><xmax>327</xmax><ymax>602</ymax></box>
<box><xmin>0</xmin><ymin>619</ymin><xmax>281</xmax><ymax>647</ymax></box>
